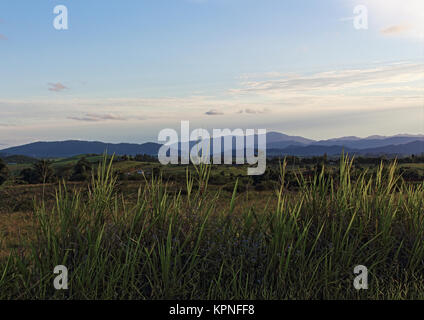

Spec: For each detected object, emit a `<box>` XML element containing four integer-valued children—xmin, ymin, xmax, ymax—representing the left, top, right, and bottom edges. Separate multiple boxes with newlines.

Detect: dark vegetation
<box><xmin>4</xmin><ymin>153</ymin><xmax>424</xmax><ymax>187</ymax></box>
<box><xmin>0</xmin><ymin>158</ymin><xmax>9</xmax><ymax>186</ymax></box>
<box><xmin>0</xmin><ymin>153</ymin><xmax>423</xmax><ymax>299</ymax></box>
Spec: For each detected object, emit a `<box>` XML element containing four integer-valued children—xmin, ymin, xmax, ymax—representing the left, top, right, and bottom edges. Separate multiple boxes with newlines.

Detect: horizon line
<box><xmin>1</xmin><ymin>131</ymin><xmax>424</xmax><ymax>150</ymax></box>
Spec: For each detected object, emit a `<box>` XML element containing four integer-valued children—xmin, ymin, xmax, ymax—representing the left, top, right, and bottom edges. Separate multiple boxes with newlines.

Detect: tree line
<box><xmin>0</xmin><ymin>153</ymin><xmax>157</xmax><ymax>185</ymax></box>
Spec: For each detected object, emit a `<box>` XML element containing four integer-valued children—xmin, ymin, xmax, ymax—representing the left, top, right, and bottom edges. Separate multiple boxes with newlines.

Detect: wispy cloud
<box><xmin>353</xmin><ymin>0</ymin><xmax>424</xmax><ymax>40</ymax></box>
<box><xmin>238</xmin><ymin>108</ymin><xmax>269</xmax><ymax>114</ymax></box>
<box><xmin>381</xmin><ymin>24</ymin><xmax>412</xmax><ymax>35</ymax></box>
<box><xmin>205</xmin><ymin>109</ymin><xmax>224</xmax><ymax>115</ymax></box>
<box><xmin>230</xmin><ymin>63</ymin><xmax>424</xmax><ymax>96</ymax></box>
<box><xmin>68</xmin><ymin>113</ymin><xmax>126</xmax><ymax>122</ymax></box>
<box><xmin>48</xmin><ymin>82</ymin><xmax>68</xmax><ymax>92</ymax></box>
<box><xmin>0</xmin><ymin>61</ymin><xmax>422</xmax><ymax>145</ymax></box>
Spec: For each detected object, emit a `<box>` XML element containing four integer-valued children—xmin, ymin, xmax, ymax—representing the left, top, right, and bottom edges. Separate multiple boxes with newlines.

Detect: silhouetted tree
<box><xmin>33</xmin><ymin>160</ymin><xmax>55</xmax><ymax>184</ymax></box>
<box><xmin>135</xmin><ymin>154</ymin><xmax>157</xmax><ymax>162</ymax></box>
<box><xmin>55</xmin><ymin>164</ymin><xmax>73</xmax><ymax>181</ymax></box>
<box><xmin>20</xmin><ymin>168</ymin><xmax>40</xmax><ymax>184</ymax></box>
<box><xmin>0</xmin><ymin>158</ymin><xmax>9</xmax><ymax>185</ymax></box>
<box><xmin>70</xmin><ymin>157</ymin><xmax>92</xmax><ymax>181</ymax></box>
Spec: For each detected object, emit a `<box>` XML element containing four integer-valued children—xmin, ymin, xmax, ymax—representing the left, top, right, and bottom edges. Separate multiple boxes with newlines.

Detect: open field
<box><xmin>0</xmin><ymin>154</ymin><xmax>424</xmax><ymax>299</ymax></box>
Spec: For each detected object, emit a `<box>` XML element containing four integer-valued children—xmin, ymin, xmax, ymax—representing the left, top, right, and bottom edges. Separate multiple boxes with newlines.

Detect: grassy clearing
<box><xmin>0</xmin><ymin>154</ymin><xmax>423</xmax><ymax>299</ymax></box>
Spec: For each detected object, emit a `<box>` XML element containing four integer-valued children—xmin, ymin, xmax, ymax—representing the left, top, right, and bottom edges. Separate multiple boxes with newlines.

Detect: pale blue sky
<box><xmin>0</xmin><ymin>0</ymin><xmax>423</xmax><ymax>147</ymax></box>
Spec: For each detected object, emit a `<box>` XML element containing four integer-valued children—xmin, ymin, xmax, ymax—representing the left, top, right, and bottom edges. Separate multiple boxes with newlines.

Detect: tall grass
<box><xmin>1</xmin><ymin>154</ymin><xmax>423</xmax><ymax>299</ymax></box>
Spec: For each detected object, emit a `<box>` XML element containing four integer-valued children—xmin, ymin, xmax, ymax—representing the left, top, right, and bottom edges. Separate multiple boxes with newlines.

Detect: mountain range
<box><xmin>0</xmin><ymin>141</ymin><xmax>161</xmax><ymax>158</ymax></box>
<box><xmin>0</xmin><ymin>132</ymin><xmax>423</xmax><ymax>159</ymax></box>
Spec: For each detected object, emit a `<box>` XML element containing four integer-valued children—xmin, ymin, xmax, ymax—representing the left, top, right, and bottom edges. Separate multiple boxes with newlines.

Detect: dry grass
<box><xmin>1</xmin><ymin>156</ymin><xmax>423</xmax><ymax>299</ymax></box>
<box><xmin>0</xmin><ymin>211</ymin><xmax>35</xmax><ymax>259</ymax></box>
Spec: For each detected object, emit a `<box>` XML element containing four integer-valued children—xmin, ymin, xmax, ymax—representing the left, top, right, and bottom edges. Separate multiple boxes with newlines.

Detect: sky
<box><xmin>0</xmin><ymin>0</ymin><xmax>423</xmax><ymax>148</ymax></box>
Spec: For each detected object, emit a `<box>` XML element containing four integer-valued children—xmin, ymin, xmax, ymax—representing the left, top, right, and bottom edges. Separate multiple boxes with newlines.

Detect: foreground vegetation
<box><xmin>0</xmin><ymin>154</ymin><xmax>424</xmax><ymax>299</ymax></box>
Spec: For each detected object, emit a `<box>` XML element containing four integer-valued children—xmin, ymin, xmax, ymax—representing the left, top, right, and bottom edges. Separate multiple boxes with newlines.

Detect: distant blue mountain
<box><xmin>267</xmin><ymin>145</ymin><xmax>355</xmax><ymax>157</ymax></box>
<box><xmin>267</xmin><ymin>141</ymin><xmax>424</xmax><ymax>157</ymax></box>
<box><xmin>358</xmin><ymin>141</ymin><xmax>424</xmax><ymax>156</ymax></box>
<box><xmin>0</xmin><ymin>140</ymin><xmax>161</xmax><ymax>158</ymax></box>
<box><xmin>1</xmin><ymin>132</ymin><xmax>423</xmax><ymax>158</ymax></box>
<box><xmin>311</xmin><ymin>136</ymin><xmax>424</xmax><ymax>149</ymax></box>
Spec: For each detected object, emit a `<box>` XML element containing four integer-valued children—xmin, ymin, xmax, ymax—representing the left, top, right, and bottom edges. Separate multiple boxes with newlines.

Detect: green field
<box><xmin>0</xmin><ymin>154</ymin><xmax>424</xmax><ymax>299</ymax></box>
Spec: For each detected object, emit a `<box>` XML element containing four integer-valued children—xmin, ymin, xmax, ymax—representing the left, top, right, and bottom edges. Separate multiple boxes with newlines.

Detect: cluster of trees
<box><xmin>2</xmin><ymin>153</ymin><xmax>159</xmax><ymax>185</ymax></box>
<box><xmin>268</xmin><ymin>155</ymin><xmax>331</xmax><ymax>166</ymax></box>
<box><xmin>2</xmin><ymin>153</ymin><xmax>423</xmax><ymax>186</ymax></box>
<box><xmin>398</xmin><ymin>167</ymin><xmax>423</xmax><ymax>182</ymax></box>
<box><xmin>0</xmin><ymin>158</ymin><xmax>10</xmax><ymax>186</ymax></box>
<box><xmin>18</xmin><ymin>157</ymin><xmax>92</xmax><ymax>184</ymax></box>
<box><xmin>20</xmin><ymin>160</ymin><xmax>55</xmax><ymax>184</ymax></box>
<box><xmin>114</xmin><ymin>154</ymin><xmax>158</xmax><ymax>162</ymax></box>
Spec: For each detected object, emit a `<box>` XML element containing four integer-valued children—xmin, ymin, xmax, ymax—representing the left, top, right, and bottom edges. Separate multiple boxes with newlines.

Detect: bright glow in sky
<box><xmin>0</xmin><ymin>0</ymin><xmax>423</xmax><ymax>147</ymax></box>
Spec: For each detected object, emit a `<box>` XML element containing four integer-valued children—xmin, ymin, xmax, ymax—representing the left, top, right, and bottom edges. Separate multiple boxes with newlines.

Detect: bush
<box><xmin>254</xmin><ymin>180</ymin><xmax>277</xmax><ymax>191</ymax></box>
<box><xmin>70</xmin><ymin>157</ymin><xmax>92</xmax><ymax>182</ymax></box>
<box><xmin>209</xmin><ymin>174</ymin><xmax>228</xmax><ymax>185</ymax></box>
<box><xmin>0</xmin><ymin>158</ymin><xmax>9</xmax><ymax>185</ymax></box>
